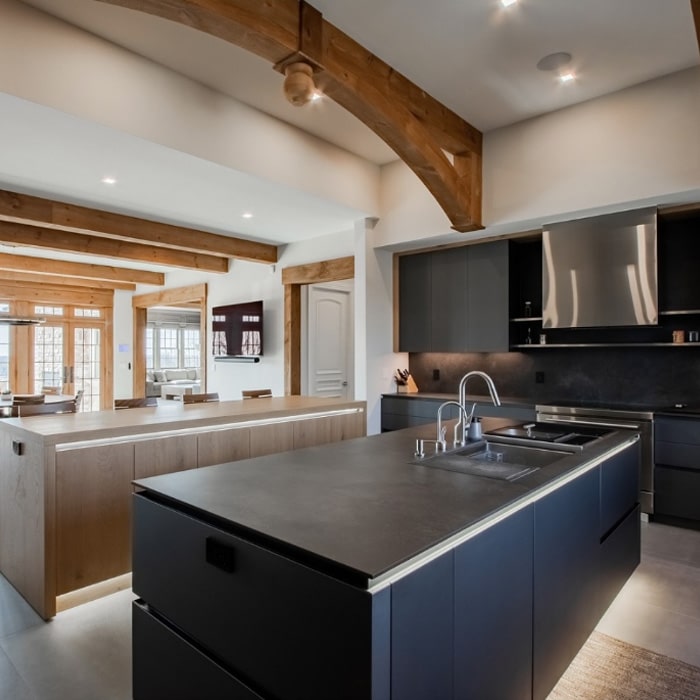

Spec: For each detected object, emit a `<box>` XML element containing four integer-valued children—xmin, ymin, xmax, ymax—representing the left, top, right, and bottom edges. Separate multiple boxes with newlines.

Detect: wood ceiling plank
<box><xmin>95</xmin><ymin>0</ymin><xmax>483</xmax><ymax>233</ymax></box>
<box><xmin>0</xmin><ymin>221</ymin><xmax>228</xmax><ymax>273</ymax></box>
<box><xmin>0</xmin><ymin>190</ymin><xmax>278</xmax><ymax>264</ymax></box>
<box><xmin>0</xmin><ymin>251</ymin><xmax>163</xmax><ymax>286</ymax></box>
<box><xmin>0</xmin><ymin>270</ymin><xmax>136</xmax><ymax>291</ymax></box>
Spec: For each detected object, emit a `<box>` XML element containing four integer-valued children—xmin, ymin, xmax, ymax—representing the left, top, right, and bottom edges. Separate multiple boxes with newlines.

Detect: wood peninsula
<box><xmin>0</xmin><ymin>396</ymin><xmax>366</xmax><ymax>619</ymax></box>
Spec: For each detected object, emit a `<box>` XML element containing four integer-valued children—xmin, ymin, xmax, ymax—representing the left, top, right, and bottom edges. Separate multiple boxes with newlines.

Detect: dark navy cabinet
<box><xmin>655</xmin><ymin>415</ymin><xmax>700</xmax><ymax>524</ymax></box>
<box><xmin>133</xmin><ymin>441</ymin><xmax>639</xmax><ymax>700</ymax></box>
<box><xmin>397</xmin><ymin>241</ymin><xmax>509</xmax><ymax>353</ymax></box>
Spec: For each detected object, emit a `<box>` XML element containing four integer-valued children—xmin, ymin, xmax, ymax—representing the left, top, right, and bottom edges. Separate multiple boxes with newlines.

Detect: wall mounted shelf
<box><xmin>213</xmin><ymin>356</ymin><xmax>260</xmax><ymax>363</ymax></box>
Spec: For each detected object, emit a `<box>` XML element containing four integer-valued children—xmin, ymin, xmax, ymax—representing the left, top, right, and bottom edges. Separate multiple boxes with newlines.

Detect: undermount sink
<box><xmin>411</xmin><ymin>440</ymin><xmax>569</xmax><ymax>482</ymax></box>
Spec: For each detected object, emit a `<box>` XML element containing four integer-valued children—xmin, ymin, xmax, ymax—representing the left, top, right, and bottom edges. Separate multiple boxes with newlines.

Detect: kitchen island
<box><xmin>132</xmin><ymin>419</ymin><xmax>640</xmax><ymax>700</ymax></box>
<box><xmin>0</xmin><ymin>396</ymin><xmax>365</xmax><ymax>619</ymax></box>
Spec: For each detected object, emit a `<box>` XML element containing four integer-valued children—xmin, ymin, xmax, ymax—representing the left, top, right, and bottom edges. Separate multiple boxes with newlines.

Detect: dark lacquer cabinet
<box><xmin>133</xmin><ymin>440</ymin><xmax>639</xmax><ymax>700</ymax></box>
<box><xmin>655</xmin><ymin>415</ymin><xmax>700</xmax><ymax>523</ymax></box>
<box><xmin>398</xmin><ymin>241</ymin><xmax>508</xmax><ymax>353</ymax></box>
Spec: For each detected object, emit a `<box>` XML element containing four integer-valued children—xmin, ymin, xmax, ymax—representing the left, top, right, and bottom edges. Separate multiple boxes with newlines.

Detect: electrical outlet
<box><xmin>535</xmin><ymin>371</ymin><xmax>545</xmax><ymax>384</ymax></box>
<box><xmin>432</xmin><ymin>368</ymin><xmax>440</xmax><ymax>381</ymax></box>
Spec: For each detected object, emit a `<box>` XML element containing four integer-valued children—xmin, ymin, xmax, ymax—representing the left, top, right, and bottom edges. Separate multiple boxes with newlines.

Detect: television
<box><xmin>212</xmin><ymin>300</ymin><xmax>263</xmax><ymax>359</ymax></box>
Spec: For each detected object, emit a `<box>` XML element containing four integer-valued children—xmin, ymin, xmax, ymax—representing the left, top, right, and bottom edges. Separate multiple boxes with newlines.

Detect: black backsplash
<box><xmin>408</xmin><ymin>348</ymin><xmax>700</xmax><ymax>407</ymax></box>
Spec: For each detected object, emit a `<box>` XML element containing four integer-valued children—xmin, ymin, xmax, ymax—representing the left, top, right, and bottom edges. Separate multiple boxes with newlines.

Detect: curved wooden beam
<box><xmin>95</xmin><ymin>0</ymin><xmax>483</xmax><ymax>232</ymax></box>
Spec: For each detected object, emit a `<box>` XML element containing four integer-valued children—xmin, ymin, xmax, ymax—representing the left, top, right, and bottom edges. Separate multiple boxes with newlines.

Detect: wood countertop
<box><xmin>0</xmin><ymin>396</ymin><xmax>366</xmax><ymax>446</ymax></box>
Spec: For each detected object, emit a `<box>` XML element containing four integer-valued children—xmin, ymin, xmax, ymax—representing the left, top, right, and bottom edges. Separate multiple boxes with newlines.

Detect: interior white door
<box><xmin>307</xmin><ymin>283</ymin><xmax>353</xmax><ymax>399</ymax></box>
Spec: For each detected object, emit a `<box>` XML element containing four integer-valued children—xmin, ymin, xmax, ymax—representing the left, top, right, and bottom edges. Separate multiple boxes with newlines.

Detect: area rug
<box><xmin>547</xmin><ymin>631</ymin><xmax>700</xmax><ymax>700</ymax></box>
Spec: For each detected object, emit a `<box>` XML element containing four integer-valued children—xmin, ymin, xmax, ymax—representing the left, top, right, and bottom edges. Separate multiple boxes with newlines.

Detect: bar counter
<box><xmin>0</xmin><ymin>396</ymin><xmax>366</xmax><ymax>618</ymax></box>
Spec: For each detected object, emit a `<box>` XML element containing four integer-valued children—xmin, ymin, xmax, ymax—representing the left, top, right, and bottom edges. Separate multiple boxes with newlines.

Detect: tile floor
<box><xmin>0</xmin><ymin>520</ymin><xmax>699</xmax><ymax>699</ymax></box>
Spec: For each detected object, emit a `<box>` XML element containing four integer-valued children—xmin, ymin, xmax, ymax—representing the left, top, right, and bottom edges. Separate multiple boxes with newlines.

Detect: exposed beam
<box><xmin>0</xmin><ymin>189</ymin><xmax>278</xmax><ymax>264</ymax></box>
<box><xmin>692</xmin><ymin>0</ymin><xmax>700</xmax><ymax>52</ymax></box>
<box><xmin>0</xmin><ymin>251</ymin><xmax>163</xmax><ymax>286</ymax></box>
<box><xmin>0</xmin><ymin>221</ymin><xmax>229</xmax><ymax>273</ymax></box>
<box><xmin>0</xmin><ymin>270</ymin><xmax>135</xmax><ymax>291</ymax></box>
<box><xmin>95</xmin><ymin>0</ymin><xmax>483</xmax><ymax>233</ymax></box>
<box><xmin>132</xmin><ymin>282</ymin><xmax>208</xmax><ymax>308</ymax></box>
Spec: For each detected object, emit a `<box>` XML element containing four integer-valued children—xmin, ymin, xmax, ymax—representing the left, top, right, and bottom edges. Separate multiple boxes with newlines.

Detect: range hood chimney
<box><xmin>542</xmin><ymin>208</ymin><xmax>658</xmax><ymax>329</ymax></box>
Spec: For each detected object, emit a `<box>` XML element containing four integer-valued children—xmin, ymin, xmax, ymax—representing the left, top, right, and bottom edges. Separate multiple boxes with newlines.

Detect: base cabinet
<box><xmin>133</xmin><ymin>602</ymin><xmax>264</xmax><ymax>700</ymax></box>
<box><xmin>133</xmin><ymin>442</ymin><xmax>639</xmax><ymax>700</ymax></box>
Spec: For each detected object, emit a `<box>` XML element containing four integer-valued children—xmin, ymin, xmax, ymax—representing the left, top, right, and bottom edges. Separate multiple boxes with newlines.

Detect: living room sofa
<box><xmin>146</xmin><ymin>368</ymin><xmax>201</xmax><ymax>397</ymax></box>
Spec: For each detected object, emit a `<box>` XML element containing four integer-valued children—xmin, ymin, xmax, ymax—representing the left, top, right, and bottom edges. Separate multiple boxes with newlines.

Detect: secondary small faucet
<box><xmin>456</xmin><ymin>371</ymin><xmax>501</xmax><ymax>444</ymax></box>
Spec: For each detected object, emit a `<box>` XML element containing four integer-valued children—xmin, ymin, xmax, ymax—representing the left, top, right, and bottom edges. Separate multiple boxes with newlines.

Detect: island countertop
<box><xmin>135</xmin><ymin>418</ymin><xmax>639</xmax><ymax>589</ymax></box>
<box><xmin>0</xmin><ymin>395</ymin><xmax>365</xmax><ymax>445</ymax></box>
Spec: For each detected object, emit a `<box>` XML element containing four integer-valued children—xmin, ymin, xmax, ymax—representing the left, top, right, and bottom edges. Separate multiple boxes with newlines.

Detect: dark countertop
<box><xmin>135</xmin><ymin>417</ymin><xmax>638</xmax><ymax>589</ymax></box>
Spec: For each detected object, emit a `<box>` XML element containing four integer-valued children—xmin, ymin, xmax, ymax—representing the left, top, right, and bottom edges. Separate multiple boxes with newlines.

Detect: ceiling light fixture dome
<box><xmin>283</xmin><ymin>62</ymin><xmax>317</xmax><ymax>107</ymax></box>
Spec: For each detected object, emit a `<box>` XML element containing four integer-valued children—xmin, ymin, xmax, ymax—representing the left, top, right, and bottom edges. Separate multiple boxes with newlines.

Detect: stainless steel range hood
<box><xmin>542</xmin><ymin>208</ymin><xmax>658</xmax><ymax>328</ymax></box>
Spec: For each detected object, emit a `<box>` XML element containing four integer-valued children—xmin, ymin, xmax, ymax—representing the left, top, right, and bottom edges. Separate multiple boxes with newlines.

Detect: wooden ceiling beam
<box><xmin>0</xmin><ymin>270</ymin><xmax>136</xmax><ymax>291</ymax></box>
<box><xmin>0</xmin><ymin>189</ymin><xmax>278</xmax><ymax>264</ymax></box>
<box><xmin>95</xmin><ymin>0</ymin><xmax>483</xmax><ymax>232</ymax></box>
<box><xmin>692</xmin><ymin>0</ymin><xmax>700</xmax><ymax>52</ymax></box>
<box><xmin>0</xmin><ymin>221</ymin><xmax>229</xmax><ymax>273</ymax></box>
<box><xmin>0</xmin><ymin>251</ymin><xmax>164</xmax><ymax>286</ymax></box>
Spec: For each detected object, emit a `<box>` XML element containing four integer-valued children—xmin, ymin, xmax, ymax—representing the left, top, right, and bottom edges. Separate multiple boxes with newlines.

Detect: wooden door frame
<box><xmin>281</xmin><ymin>257</ymin><xmax>354</xmax><ymax>395</ymax></box>
<box><xmin>131</xmin><ymin>283</ymin><xmax>207</xmax><ymax>398</ymax></box>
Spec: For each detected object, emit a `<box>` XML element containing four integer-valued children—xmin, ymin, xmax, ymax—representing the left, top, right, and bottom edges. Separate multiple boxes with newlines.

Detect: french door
<box><xmin>32</xmin><ymin>306</ymin><xmax>105</xmax><ymax>411</ymax></box>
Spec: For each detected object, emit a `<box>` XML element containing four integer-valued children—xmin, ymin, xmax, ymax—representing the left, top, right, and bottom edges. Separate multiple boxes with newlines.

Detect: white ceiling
<box><xmin>5</xmin><ymin>0</ymin><xmax>699</xmax><ymax>271</ymax></box>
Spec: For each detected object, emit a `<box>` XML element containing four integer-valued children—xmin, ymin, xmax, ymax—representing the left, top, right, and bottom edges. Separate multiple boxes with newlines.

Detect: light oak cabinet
<box><xmin>56</xmin><ymin>443</ymin><xmax>135</xmax><ymax>595</ymax></box>
<box><xmin>197</xmin><ymin>427</ymin><xmax>251</xmax><ymax>468</ymax></box>
<box><xmin>135</xmin><ymin>434</ymin><xmax>198</xmax><ymax>480</ymax></box>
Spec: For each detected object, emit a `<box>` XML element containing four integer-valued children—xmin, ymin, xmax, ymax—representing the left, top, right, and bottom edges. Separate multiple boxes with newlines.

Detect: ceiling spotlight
<box><xmin>283</xmin><ymin>62</ymin><xmax>317</xmax><ymax>107</ymax></box>
<box><xmin>242</xmin><ymin>212</ymin><xmax>253</xmax><ymax>219</ymax></box>
<box><xmin>101</xmin><ymin>176</ymin><xmax>117</xmax><ymax>185</ymax></box>
<box><xmin>501</xmin><ymin>0</ymin><xmax>518</xmax><ymax>7</ymax></box>
<box><xmin>536</xmin><ymin>52</ymin><xmax>572</xmax><ymax>72</ymax></box>
<box><xmin>558</xmin><ymin>71</ymin><xmax>576</xmax><ymax>84</ymax></box>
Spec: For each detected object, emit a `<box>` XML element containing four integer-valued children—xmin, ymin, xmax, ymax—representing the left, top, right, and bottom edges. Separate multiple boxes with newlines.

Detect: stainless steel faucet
<box><xmin>415</xmin><ymin>400</ymin><xmax>467</xmax><ymax>457</ymax></box>
<box><xmin>456</xmin><ymin>371</ymin><xmax>501</xmax><ymax>444</ymax></box>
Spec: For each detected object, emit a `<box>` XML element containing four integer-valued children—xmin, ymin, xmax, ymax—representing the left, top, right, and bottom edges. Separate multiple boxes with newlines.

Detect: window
<box><xmin>146</xmin><ymin>325</ymin><xmax>200</xmax><ymax>370</ymax></box>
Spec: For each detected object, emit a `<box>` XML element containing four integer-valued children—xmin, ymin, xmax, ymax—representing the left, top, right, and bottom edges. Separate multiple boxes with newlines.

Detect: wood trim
<box><xmin>132</xmin><ymin>284</ymin><xmax>207</xmax><ymax>398</ymax></box>
<box><xmin>132</xmin><ymin>283</ymin><xmax>208</xmax><ymax>308</ymax></box>
<box><xmin>284</xmin><ymin>284</ymin><xmax>301</xmax><ymax>395</ymax></box>
<box><xmin>282</xmin><ymin>256</ymin><xmax>353</xmax><ymax>394</ymax></box>
<box><xmin>692</xmin><ymin>0</ymin><xmax>700</xmax><ymax>51</ymax></box>
<box><xmin>95</xmin><ymin>0</ymin><xmax>483</xmax><ymax>232</ymax></box>
<box><xmin>0</xmin><ymin>220</ymin><xmax>228</xmax><ymax>273</ymax></box>
<box><xmin>0</xmin><ymin>189</ymin><xmax>278</xmax><ymax>264</ymax></box>
<box><xmin>281</xmin><ymin>256</ymin><xmax>354</xmax><ymax>285</ymax></box>
<box><xmin>132</xmin><ymin>307</ymin><xmax>147</xmax><ymax>399</ymax></box>
<box><xmin>0</xmin><ymin>251</ymin><xmax>163</xmax><ymax>286</ymax></box>
<box><xmin>0</xmin><ymin>270</ymin><xmax>135</xmax><ymax>292</ymax></box>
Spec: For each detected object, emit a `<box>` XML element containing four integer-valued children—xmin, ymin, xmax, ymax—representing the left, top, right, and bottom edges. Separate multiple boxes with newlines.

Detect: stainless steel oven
<box><xmin>536</xmin><ymin>404</ymin><xmax>655</xmax><ymax>514</ymax></box>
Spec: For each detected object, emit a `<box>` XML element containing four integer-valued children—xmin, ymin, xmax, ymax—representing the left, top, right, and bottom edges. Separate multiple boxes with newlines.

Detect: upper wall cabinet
<box><xmin>397</xmin><ymin>241</ymin><xmax>509</xmax><ymax>353</ymax></box>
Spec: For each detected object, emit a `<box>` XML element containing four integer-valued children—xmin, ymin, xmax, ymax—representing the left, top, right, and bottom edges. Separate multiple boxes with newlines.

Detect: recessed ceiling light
<box><xmin>242</xmin><ymin>212</ymin><xmax>253</xmax><ymax>219</ymax></box>
<box><xmin>101</xmin><ymin>176</ymin><xmax>117</xmax><ymax>185</ymax></box>
<box><xmin>310</xmin><ymin>91</ymin><xmax>323</xmax><ymax>103</ymax></box>
<box><xmin>501</xmin><ymin>0</ymin><xmax>518</xmax><ymax>7</ymax></box>
<box><xmin>558</xmin><ymin>72</ymin><xmax>576</xmax><ymax>84</ymax></box>
<box><xmin>536</xmin><ymin>52</ymin><xmax>572</xmax><ymax>72</ymax></box>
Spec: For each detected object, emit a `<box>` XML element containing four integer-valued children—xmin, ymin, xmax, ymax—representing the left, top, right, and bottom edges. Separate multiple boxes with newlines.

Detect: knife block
<box><xmin>397</xmin><ymin>375</ymin><xmax>419</xmax><ymax>393</ymax></box>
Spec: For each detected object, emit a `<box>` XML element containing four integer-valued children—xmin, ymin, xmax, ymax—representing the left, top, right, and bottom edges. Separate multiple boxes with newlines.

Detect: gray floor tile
<box><xmin>0</xmin><ymin>575</ymin><xmax>44</xmax><ymax>638</ymax></box>
<box><xmin>0</xmin><ymin>646</ymin><xmax>36</xmax><ymax>700</ymax></box>
<box><xmin>0</xmin><ymin>589</ymin><xmax>134</xmax><ymax>700</ymax></box>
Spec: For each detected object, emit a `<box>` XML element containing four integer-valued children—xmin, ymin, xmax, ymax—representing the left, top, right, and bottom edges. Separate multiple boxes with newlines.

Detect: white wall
<box><xmin>112</xmin><ymin>290</ymin><xmax>134</xmax><ymax>399</ymax></box>
<box><xmin>0</xmin><ymin>0</ymin><xmax>380</xmax><ymax>218</ymax></box>
<box><xmin>373</xmin><ymin>66</ymin><xmax>700</xmax><ymax>249</ymax></box>
<box><xmin>158</xmin><ymin>229</ymin><xmax>357</xmax><ymax>402</ymax></box>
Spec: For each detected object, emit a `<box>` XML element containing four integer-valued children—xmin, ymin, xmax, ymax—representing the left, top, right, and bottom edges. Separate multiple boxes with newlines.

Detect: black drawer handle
<box><xmin>205</xmin><ymin>537</ymin><xmax>236</xmax><ymax>573</ymax></box>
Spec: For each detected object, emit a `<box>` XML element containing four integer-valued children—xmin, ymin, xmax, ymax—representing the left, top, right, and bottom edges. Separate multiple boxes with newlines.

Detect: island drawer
<box><xmin>132</xmin><ymin>493</ymin><xmax>379</xmax><ymax>700</ymax></box>
<box><xmin>654</xmin><ymin>416</ymin><xmax>700</xmax><ymax>446</ymax></box>
<box><xmin>133</xmin><ymin>600</ymin><xmax>264</xmax><ymax>699</ymax></box>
